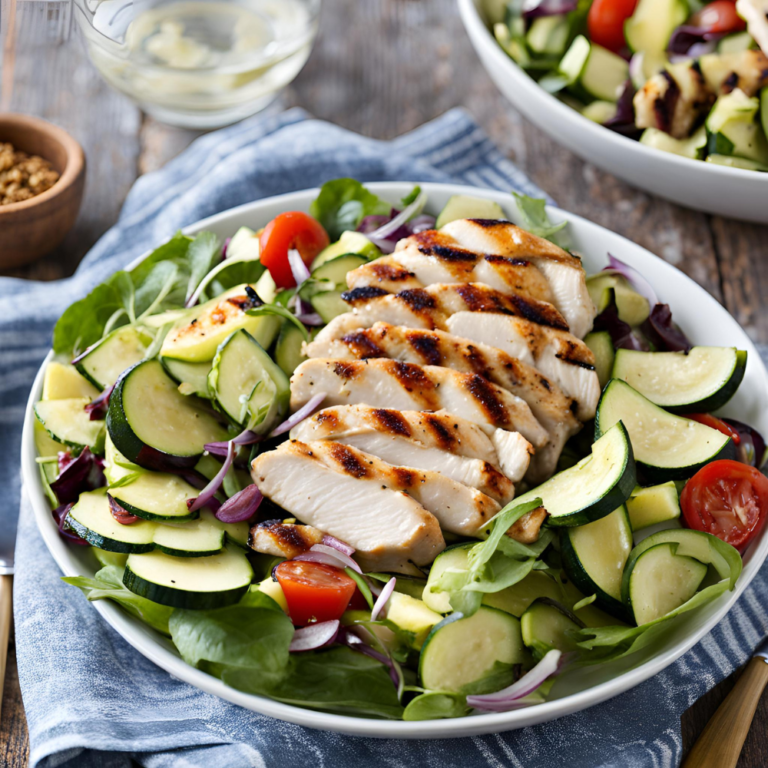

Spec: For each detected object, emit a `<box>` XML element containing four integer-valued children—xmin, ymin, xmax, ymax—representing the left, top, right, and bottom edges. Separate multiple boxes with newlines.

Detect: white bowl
<box><xmin>22</xmin><ymin>182</ymin><xmax>768</xmax><ymax>738</ymax></box>
<box><xmin>458</xmin><ymin>0</ymin><xmax>768</xmax><ymax>223</ymax></box>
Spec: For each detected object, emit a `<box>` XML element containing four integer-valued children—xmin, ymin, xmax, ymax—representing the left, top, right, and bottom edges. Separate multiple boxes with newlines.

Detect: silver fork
<box><xmin>0</xmin><ymin>507</ymin><xmax>16</xmax><ymax>720</ymax></box>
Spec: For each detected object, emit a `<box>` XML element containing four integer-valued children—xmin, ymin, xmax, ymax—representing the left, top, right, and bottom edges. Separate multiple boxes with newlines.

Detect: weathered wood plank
<box><xmin>1</xmin><ymin>642</ymin><xmax>30</xmax><ymax>768</ymax></box>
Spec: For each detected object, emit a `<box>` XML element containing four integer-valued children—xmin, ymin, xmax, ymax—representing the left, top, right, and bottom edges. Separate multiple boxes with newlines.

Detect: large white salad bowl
<box><xmin>458</xmin><ymin>0</ymin><xmax>768</xmax><ymax>223</ymax></box>
<box><xmin>22</xmin><ymin>182</ymin><xmax>768</xmax><ymax>737</ymax></box>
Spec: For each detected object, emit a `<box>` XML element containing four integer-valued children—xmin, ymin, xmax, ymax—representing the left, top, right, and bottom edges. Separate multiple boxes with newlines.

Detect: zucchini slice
<box><xmin>110</xmin><ymin>471</ymin><xmax>201</xmax><ymax>522</ymax></box>
<box><xmin>385</xmin><ymin>592</ymin><xmax>443</xmax><ymax>650</ymax></box>
<box><xmin>160</xmin><ymin>284</ymin><xmax>280</xmax><ymax>363</ymax></box>
<box><xmin>419</xmin><ymin>607</ymin><xmax>527</xmax><ymax>693</ymax></box>
<box><xmin>596</xmin><ymin>379</ymin><xmax>735</xmax><ymax>482</ymax></box>
<box><xmin>300</xmin><ymin>253</ymin><xmax>369</xmax><ymax>324</ymax></box>
<box><xmin>67</xmin><ymin>490</ymin><xmax>248</xmax><ymax>556</ymax></box>
<box><xmin>161</xmin><ymin>357</ymin><xmax>213</xmax><ymax>399</ymax></box>
<box><xmin>624</xmin><ymin>543</ymin><xmax>707</xmax><ymax>625</ymax></box>
<box><xmin>611</xmin><ymin>347</ymin><xmax>747</xmax><ymax>413</ymax></box>
<box><xmin>123</xmin><ymin>545</ymin><xmax>254</xmax><ymax>609</ymax></box>
<box><xmin>435</xmin><ymin>195</ymin><xmax>505</xmax><ymax>229</ymax></box>
<box><xmin>274</xmin><ymin>320</ymin><xmax>307</xmax><ymax>377</ymax></box>
<box><xmin>514</xmin><ymin>422</ymin><xmax>636</xmax><ymax>527</ymax></box>
<box><xmin>520</xmin><ymin>599</ymin><xmax>582</xmax><ymax>657</ymax></box>
<box><xmin>626</xmin><ymin>482</ymin><xmax>681</xmax><ymax>531</ymax></box>
<box><xmin>584</xmin><ymin>331</ymin><xmax>615</xmax><ymax>389</ymax></box>
<box><xmin>42</xmin><ymin>362</ymin><xmax>100</xmax><ymax>401</ymax></box>
<box><xmin>75</xmin><ymin>326</ymin><xmax>152</xmax><ymax>390</ymax></box>
<box><xmin>108</xmin><ymin>360</ymin><xmax>229</xmax><ymax>471</ymax></box>
<box><xmin>422</xmin><ymin>544</ymin><xmax>473</xmax><ymax>613</ymax></box>
<box><xmin>34</xmin><ymin>398</ymin><xmax>105</xmax><ymax>452</ymax></box>
<box><xmin>561</xmin><ymin>506</ymin><xmax>633</xmax><ymax>621</ymax></box>
<box><xmin>208</xmin><ymin>329</ymin><xmax>289</xmax><ymax>430</ymax></box>
<box><xmin>482</xmin><ymin>571</ymin><xmax>564</xmax><ymax>618</ymax></box>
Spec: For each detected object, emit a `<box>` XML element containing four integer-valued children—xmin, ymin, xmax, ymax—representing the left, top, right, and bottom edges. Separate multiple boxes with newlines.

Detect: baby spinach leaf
<box><xmin>223</xmin><ymin>646</ymin><xmax>404</xmax><ymax>719</ymax></box>
<box><xmin>403</xmin><ymin>691</ymin><xmax>468</xmax><ymax>721</ymax></box>
<box><xmin>310</xmin><ymin>178</ymin><xmax>390</xmax><ymax>241</ymax></box>
<box><xmin>169</xmin><ymin>589</ymin><xmax>293</xmax><ymax>686</ymax></box>
<box><xmin>246</xmin><ymin>304</ymin><xmax>309</xmax><ymax>340</ymax></box>
<box><xmin>185</xmin><ymin>232</ymin><xmax>222</xmax><ymax>302</ymax></box>
<box><xmin>512</xmin><ymin>193</ymin><xmax>568</xmax><ymax>245</ymax></box>
<box><xmin>63</xmin><ymin>564</ymin><xmax>173</xmax><ymax>635</ymax></box>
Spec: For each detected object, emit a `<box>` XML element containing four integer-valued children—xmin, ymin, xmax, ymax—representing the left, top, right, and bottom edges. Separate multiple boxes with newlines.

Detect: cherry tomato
<box><xmin>258</xmin><ymin>211</ymin><xmax>330</xmax><ymax>289</ymax></box>
<box><xmin>681</xmin><ymin>459</ymin><xmax>768</xmax><ymax>551</ymax></box>
<box><xmin>274</xmin><ymin>560</ymin><xmax>356</xmax><ymax>626</ymax></box>
<box><xmin>685</xmin><ymin>413</ymin><xmax>741</xmax><ymax>445</ymax></box>
<box><xmin>690</xmin><ymin>1</ymin><xmax>746</xmax><ymax>34</ymax></box>
<box><xmin>347</xmin><ymin>587</ymin><xmax>371</xmax><ymax>611</ymax></box>
<box><xmin>588</xmin><ymin>0</ymin><xmax>639</xmax><ymax>53</ymax></box>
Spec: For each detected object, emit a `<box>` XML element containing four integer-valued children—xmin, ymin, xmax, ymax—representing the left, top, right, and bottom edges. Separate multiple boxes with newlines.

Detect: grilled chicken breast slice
<box><xmin>440</xmin><ymin>218</ymin><xmax>595</xmax><ymax>339</ymax></box>
<box><xmin>312</xmin><ymin>305</ymin><xmax>598</xmax><ymax>420</ymax></box>
<box><xmin>290</xmin><ymin>358</ymin><xmax>548</xmax><ymax>448</ymax></box>
<box><xmin>301</xmin><ymin>440</ymin><xmax>500</xmax><ymax>536</ymax></box>
<box><xmin>347</xmin><ymin>230</ymin><xmax>554</xmax><ymax>302</ymax></box>
<box><xmin>248</xmin><ymin>521</ymin><xmax>324</xmax><ymax>559</ymax></box>
<box><xmin>251</xmin><ymin>440</ymin><xmax>445</xmax><ymax>574</ymax></box>
<box><xmin>304</xmin><ymin>322</ymin><xmax>581</xmax><ymax>481</ymax></box>
<box><xmin>342</xmin><ymin>282</ymin><xmax>569</xmax><ymax>331</ymax></box>
<box><xmin>291</xmin><ymin>404</ymin><xmax>522</xmax><ymax>499</ymax></box>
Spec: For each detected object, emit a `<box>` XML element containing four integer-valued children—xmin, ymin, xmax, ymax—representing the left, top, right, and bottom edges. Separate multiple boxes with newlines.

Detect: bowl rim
<box><xmin>21</xmin><ymin>181</ymin><xmax>768</xmax><ymax>738</ymax></box>
<box><xmin>0</xmin><ymin>113</ymin><xmax>85</xmax><ymax>216</ymax></box>
<box><xmin>457</xmin><ymin>0</ymin><xmax>768</xmax><ymax>185</ymax></box>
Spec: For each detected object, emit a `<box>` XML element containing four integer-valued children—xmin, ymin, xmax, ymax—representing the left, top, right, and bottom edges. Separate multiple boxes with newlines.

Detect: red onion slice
<box><xmin>215</xmin><ymin>483</ymin><xmax>263</xmax><ymax>523</ymax></box>
<box><xmin>53</xmin><ymin>502</ymin><xmax>89</xmax><ymax>545</ymax></box>
<box><xmin>107</xmin><ymin>493</ymin><xmax>140</xmax><ymax>525</ymax></box>
<box><xmin>205</xmin><ymin>429</ymin><xmax>262</xmax><ymax>457</ymax></box>
<box><xmin>321</xmin><ymin>534</ymin><xmax>355</xmax><ymax>557</ymax></box>
<box><xmin>84</xmin><ymin>384</ymin><xmax>114</xmax><ymax>421</ymax></box>
<box><xmin>466</xmin><ymin>650</ymin><xmax>562</xmax><ymax>712</ymax></box>
<box><xmin>188</xmin><ymin>440</ymin><xmax>235</xmax><ymax>512</ymax></box>
<box><xmin>295</xmin><ymin>543</ymin><xmax>362</xmax><ymax>574</ymax></box>
<box><xmin>289</xmin><ymin>619</ymin><xmax>340</xmax><ymax>652</ymax></box>
<box><xmin>602</xmin><ymin>253</ymin><xmax>658</xmax><ymax>308</ymax></box>
<box><xmin>288</xmin><ymin>248</ymin><xmax>311</xmax><ymax>286</ymax></box>
<box><xmin>296</xmin><ymin>312</ymin><xmax>324</xmax><ymax>326</ymax></box>
<box><xmin>269</xmin><ymin>393</ymin><xmax>327</xmax><ymax>437</ymax></box>
<box><xmin>366</xmin><ymin>190</ymin><xmax>427</xmax><ymax>242</ymax></box>
<box><xmin>370</xmin><ymin>577</ymin><xmax>396</xmax><ymax>621</ymax></box>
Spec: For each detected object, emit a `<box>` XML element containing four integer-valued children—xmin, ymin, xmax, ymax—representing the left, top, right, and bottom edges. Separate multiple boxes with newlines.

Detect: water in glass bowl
<box><xmin>76</xmin><ymin>0</ymin><xmax>320</xmax><ymax>128</ymax></box>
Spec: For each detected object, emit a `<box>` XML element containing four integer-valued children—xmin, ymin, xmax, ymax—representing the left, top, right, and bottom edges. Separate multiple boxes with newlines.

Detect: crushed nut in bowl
<box><xmin>0</xmin><ymin>142</ymin><xmax>61</xmax><ymax>206</ymax></box>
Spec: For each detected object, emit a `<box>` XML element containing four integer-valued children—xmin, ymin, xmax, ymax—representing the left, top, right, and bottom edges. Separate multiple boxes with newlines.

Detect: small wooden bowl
<box><xmin>0</xmin><ymin>114</ymin><xmax>86</xmax><ymax>269</ymax></box>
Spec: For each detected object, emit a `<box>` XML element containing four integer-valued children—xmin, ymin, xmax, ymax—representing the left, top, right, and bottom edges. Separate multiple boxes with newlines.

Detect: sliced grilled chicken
<box><xmin>301</xmin><ymin>440</ymin><xmax>500</xmax><ymax>536</ymax></box>
<box><xmin>346</xmin><ymin>255</ymin><xmax>423</xmax><ymax>293</ymax></box>
<box><xmin>251</xmin><ymin>439</ymin><xmax>445</xmax><ymax>574</ymax></box>
<box><xmin>348</xmin><ymin>230</ymin><xmax>554</xmax><ymax>303</ymax></box>
<box><xmin>248</xmin><ymin>520</ymin><xmax>324</xmax><ymax>559</ymax></box>
<box><xmin>342</xmin><ymin>282</ymin><xmax>569</xmax><ymax>331</ymax></box>
<box><xmin>304</xmin><ymin>322</ymin><xmax>581</xmax><ymax>481</ymax></box>
<box><xmin>440</xmin><ymin>218</ymin><xmax>595</xmax><ymax>339</ymax></box>
<box><xmin>506</xmin><ymin>506</ymin><xmax>548</xmax><ymax>544</ymax></box>
<box><xmin>290</xmin><ymin>358</ymin><xmax>548</xmax><ymax>448</ymax></box>
<box><xmin>291</xmin><ymin>404</ymin><xmax>521</xmax><ymax>499</ymax></box>
<box><xmin>313</xmin><ymin>303</ymin><xmax>598</xmax><ymax>420</ymax></box>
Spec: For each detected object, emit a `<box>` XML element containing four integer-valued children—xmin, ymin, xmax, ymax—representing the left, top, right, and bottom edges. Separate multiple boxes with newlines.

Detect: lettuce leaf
<box><xmin>62</xmin><ymin>564</ymin><xmax>173</xmax><ymax>635</ymax></box>
<box><xmin>403</xmin><ymin>691</ymin><xmax>468</xmax><ymax>721</ymax></box>
<box><xmin>512</xmin><ymin>193</ymin><xmax>568</xmax><ymax>246</ymax></box>
<box><xmin>309</xmin><ymin>179</ymin><xmax>390</xmax><ymax>241</ymax></box>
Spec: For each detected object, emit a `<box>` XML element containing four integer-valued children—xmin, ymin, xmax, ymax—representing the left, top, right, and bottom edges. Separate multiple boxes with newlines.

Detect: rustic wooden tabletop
<box><xmin>2</xmin><ymin>0</ymin><xmax>768</xmax><ymax>765</ymax></box>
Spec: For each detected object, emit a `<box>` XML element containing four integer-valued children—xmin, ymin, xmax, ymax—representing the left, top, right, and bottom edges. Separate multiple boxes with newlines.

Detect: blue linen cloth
<box><xmin>5</xmin><ymin>107</ymin><xmax>768</xmax><ymax>768</ymax></box>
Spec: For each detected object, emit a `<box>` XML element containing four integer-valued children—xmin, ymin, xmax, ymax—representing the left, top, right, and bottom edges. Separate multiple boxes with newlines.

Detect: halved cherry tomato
<box><xmin>258</xmin><ymin>211</ymin><xmax>330</xmax><ymax>289</ymax></box>
<box><xmin>588</xmin><ymin>0</ymin><xmax>639</xmax><ymax>53</ymax></box>
<box><xmin>681</xmin><ymin>459</ymin><xmax>768</xmax><ymax>551</ymax></box>
<box><xmin>690</xmin><ymin>1</ymin><xmax>746</xmax><ymax>34</ymax></box>
<box><xmin>686</xmin><ymin>413</ymin><xmax>741</xmax><ymax>445</ymax></box>
<box><xmin>274</xmin><ymin>560</ymin><xmax>356</xmax><ymax>626</ymax></box>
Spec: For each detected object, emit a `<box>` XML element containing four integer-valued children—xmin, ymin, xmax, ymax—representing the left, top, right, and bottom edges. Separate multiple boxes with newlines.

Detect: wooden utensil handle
<box><xmin>0</xmin><ymin>574</ymin><xmax>12</xmax><ymax>722</ymax></box>
<box><xmin>683</xmin><ymin>656</ymin><xmax>768</xmax><ymax>768</ymax></box>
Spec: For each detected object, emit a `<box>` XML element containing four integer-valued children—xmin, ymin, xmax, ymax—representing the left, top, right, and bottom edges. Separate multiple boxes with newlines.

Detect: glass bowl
<box><xmin>74</xmin><ymin>0</ymin><xmax>321</xmax><ymax>128</ymax></box>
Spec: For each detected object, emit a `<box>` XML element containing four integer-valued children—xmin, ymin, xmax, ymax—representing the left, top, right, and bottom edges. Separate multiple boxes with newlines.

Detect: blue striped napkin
<box><xmin>6</xmin><ymin>107</ymin><xmax>768</xmax><ymax>768</ymax></box>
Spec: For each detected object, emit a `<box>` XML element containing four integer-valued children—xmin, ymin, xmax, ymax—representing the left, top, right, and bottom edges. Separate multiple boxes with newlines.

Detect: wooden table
<box><xmin>2</xmin><ymin>0</ymin><xmax>768</xmax><ymax>765</ymax></box>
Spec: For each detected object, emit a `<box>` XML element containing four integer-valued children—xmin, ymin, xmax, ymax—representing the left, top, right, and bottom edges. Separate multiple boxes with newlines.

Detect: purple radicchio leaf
<box><xmin>641</xmin><ymin>303</ymin><xmax>692</xmax><ymax>352</ymax></box>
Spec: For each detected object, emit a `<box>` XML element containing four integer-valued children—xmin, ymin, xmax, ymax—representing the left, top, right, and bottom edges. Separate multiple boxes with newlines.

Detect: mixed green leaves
<box><xmin>512</xmin><ymin>193</ymin><xmax>568</xmax><ymax>245</ymax></box>
<box><xmin>309</xmin><ymin>178</ymin><xmax>391</xmax><ymax>241</ymax></box>
<box><xmin>63</xmin><ymin>564</ymin><xmax>173</xmax><ymax>635</ymax></box>
<box><xmin>53</xmin><ymin>232</ymin><xmax>221</xmax><ymax>356</ymax></box>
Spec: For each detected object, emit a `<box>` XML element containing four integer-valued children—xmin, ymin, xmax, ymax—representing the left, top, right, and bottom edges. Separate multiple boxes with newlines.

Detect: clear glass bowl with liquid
<box><xmin>74</xmin><ymin>0</ymin><xmax>321</xmax><ymax>128</ymax></box>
